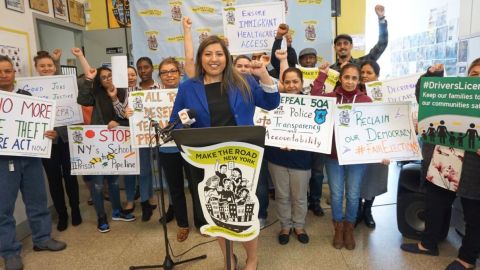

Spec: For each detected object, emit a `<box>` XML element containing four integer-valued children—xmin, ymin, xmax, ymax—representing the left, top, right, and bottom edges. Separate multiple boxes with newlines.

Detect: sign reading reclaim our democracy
<box><xmin>223</xmin><ymin>2</ymin><xmax>285</xmax><ymax>55</ymax></box>
<box><xmin>0</xmin><ymin>91</ymin><xmax>56</xmax><ymax>158</ymax></box>
<box><xmin>418</xmin><ymin>77</ymin><xmax>480</xmax><ymax>151</ymax></box>
<box><xmin>334</xmin><ymin>102</ymin><xmax>422</xmax><ymax>165</ymax></box>
<box><xmin>180</xmin><ymin>142</ymin><xmax>263</xmax><ymax>242</ymax></box>
<box><xmin>16</xmin><ymin>75</ymin><xmax>84</xmax><ymax>127</ymax></box>
<box><xmin>254</xmin><ymin>93</ymin><xmax>336</xmax><ymax>154</ymax></box>
<box><xmin>68</xmin><ymin>125</ymin><xmax>140</xmax><ymax>175</ymax></box>
<box><xmin>297</xmin><ymin>65</ymin><xmax>339</xmax><ymax>94</ymax></box>
<box><xmin>365</xmin><ymin>73</ymin><xmax>421</xmax><ymax>122</ymax></box>
<box><xmin>128</xmin><ymin>89</ymin><xmax>177</xmax><ymax>148</ymax></box>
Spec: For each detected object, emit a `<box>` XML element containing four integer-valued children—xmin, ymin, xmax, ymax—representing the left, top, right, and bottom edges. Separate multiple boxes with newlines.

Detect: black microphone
<box><xmin>156</xmin><ymin>109</ymin><xmax>196</xmax><ymax>145</ymax></box>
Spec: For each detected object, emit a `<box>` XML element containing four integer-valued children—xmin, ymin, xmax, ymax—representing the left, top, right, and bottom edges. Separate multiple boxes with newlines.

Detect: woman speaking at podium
<box><xmin>171</xmin><ymin>35</ymin><xmax>280</xmax><ymax>270</ymax></box>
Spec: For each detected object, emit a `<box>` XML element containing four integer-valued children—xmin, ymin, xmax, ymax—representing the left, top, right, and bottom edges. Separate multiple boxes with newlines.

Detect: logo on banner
<box><xmin>370</xmin><ymin>86</ymin><xmax>383</xmax><ymax>101</ymax></box>
<box><xmin>314</xmin><ymin>108</ymin><xmax>327</xmax><ymax>124</ymax></box>
<box><xmin>170</xmin><ymin>5</ymin><xmax>182</xmax><ymax>21</ymax></box>
<box><xmin>305</xmin><ymin>24</ymin><xmax>316</xmax><ymax>41</ymax></box>
<box><xmin>145</xmin><ymin>31</ymin><xmax>159</xmax><ymax>51</ymax></box>
<box><xmin>225</xmin><ymin>7</ymin><xmax>235</xmax><ymax>24</ymax></box>
<box><xmin>338</xmin><ymin>105</ymin><xmax>352</xmax><ymax>127</ymax></box>
<box><xmin>132</xmin><ymin>96</ymin><xmax>144</xmax><ymax>111</ymax></box>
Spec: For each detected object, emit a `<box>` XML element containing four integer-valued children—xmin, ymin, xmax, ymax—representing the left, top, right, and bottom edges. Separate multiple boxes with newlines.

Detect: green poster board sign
<box><xmin>418</xmin><ymin>77</ymin><xmax>480</xmax><ymax>151</ymax></box>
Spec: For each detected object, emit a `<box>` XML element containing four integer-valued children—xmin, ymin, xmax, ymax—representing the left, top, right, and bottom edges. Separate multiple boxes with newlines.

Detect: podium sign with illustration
<box><xmin>418</xmin><ymin>77</ymin><xmax>480</xmax><ymax>151</ymax></box>
<box><xmin>180</xmin><ymin>142</ymin><xmax>263</xmax><ymax>241</ymax></box>
<box><xmin>254</xmin><ymin>93</ymin><xmax>335</xmax><ymax>154</ymax></box>
<box><xmin>15</xmin><ymin>75</ymin><xmax>83</xmax><ymax>127</ymax></box>
<box><xmin>68</xmin><ymin>125</ymin><xmax>140</xmax><ymax>175</ymax></box>
<box><xmin>334</xmin><ymin>102</ymin><xmax>422</xmax><ymax>165</ymax></box>
<box><xmin>128</xmin><ymin>89</ymin><xmax>177</xmax><ymax>148</ymax></box>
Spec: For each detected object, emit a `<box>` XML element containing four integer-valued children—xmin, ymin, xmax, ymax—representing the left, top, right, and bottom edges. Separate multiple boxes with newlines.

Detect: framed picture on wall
<box><xmin>52</xmin><ymin>0</ymin><xmax>68</xmax><ymax>20</ymax></box>
<box><xmin>106</xmin><ymin>0</ymin><xmax>131</xmax><ymax>28</ymax></box>
<box><xmin>0</xmin><ymin>26</ymin><xmax>33</xmax><ymax>77</ymax></box>
<box><xmin>67</xmin><ymin>0</ymin><xmax>85</xmax><ymax>26</ymax></box>
<box><xmin>29</xmin><ymin>0</ymin><xmax>49</xmax><ymax>13</ymax></box>
<box><xmin>5</xmin><ymin>0</ymin><xmax>25</xmax><ymax>12</ymax></box>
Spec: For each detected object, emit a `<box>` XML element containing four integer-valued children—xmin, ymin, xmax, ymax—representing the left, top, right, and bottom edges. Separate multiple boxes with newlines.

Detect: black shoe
<box><xmin>57</xmin><ymin>213</ymin><xmax>68</xmax><ymax>231</ymax></box>
<box><xmin>33</xmin><ymin>239</ymin><xmax>67</xmax><ymax>252</ymax></box>
<box><xmin>141</xmin><ymin>201</ymin><xmax>153</xmax><ymax>222</ymax></box>
<box><xmin>159</xmin><ymin>205</ymin><xmax>174</xmax><ymax>224</ymax></box>
<box><xmin>400</xmin><ymin>243</ymin><xmax>439</xmax><ymax>256</ymax></box>
<box><xmin>363</xmin><ymin>199</ymin><xmax>376</xmax><ymax>228</ymax></box>
<box><xmin>294</xmin><ymin>230</ymin><xmax>309</xmax><ymax>244</ymax></box>
<box><xmin>71</xmin><ymin>207</ymin><xmax>82</xmax><ymax>226</ymax></box>
<box><xmin>123</xmin><ymin>204</ymin><xmax>135</xmax><ymax>214</ymax></box>
<box><xmin>445</xmin><ymin>260</ymin><xmax>475</xmax><ymax>270</ymax></box>
<box><xmin>278</xmin><ymin>229</ymin><xmax>291</xmax><ymax>245</ymax></box>
<box><xmin>309</xmin><ymin>204</ymin><xmax>324</xmax><ymax>217</ymax></box>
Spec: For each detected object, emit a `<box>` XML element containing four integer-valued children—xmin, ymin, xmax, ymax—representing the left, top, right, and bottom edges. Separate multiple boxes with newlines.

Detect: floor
<box><xmin>2</xmin><ymin>164</ymin><xmax>477</xmax><ymax>270</ymax></box>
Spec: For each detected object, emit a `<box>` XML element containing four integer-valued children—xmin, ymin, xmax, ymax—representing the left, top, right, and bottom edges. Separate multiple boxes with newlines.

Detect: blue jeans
<box><xmin>324</xmin><ymin>157</ymin><xmax>366</xmax><ymax>223</ymax></box>
<box><xmin>124</xmin><ymin>175</ymin><xmax>137</xmax><ymax>202</ymax></box>
<box><xmin>256</xmin><ymin>158</ymin><xmax>270</xmax><ymax>219</ymax></box>
<box><xmin>0</xmin><ymin>157</ymin><xmax>52</xmax><ymax>258</ymax></box>
<box><xmin>139</xmin><ymin>148</ymin><xmax>154</xmax><ymax>202</ymax></box>
<box><xmin>88</xmin><ymin>175</ymin><xmax>122</xmax><ymax>217</ymax></box>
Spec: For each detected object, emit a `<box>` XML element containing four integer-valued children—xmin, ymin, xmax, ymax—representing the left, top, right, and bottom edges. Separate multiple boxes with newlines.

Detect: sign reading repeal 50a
<box><xmin>254</xmin><ymin>93</ymin><xmax>335</xmax><ymax>153</ymax></box>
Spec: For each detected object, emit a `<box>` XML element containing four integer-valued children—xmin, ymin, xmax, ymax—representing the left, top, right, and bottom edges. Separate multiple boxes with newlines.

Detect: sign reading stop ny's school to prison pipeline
<box><xmin>223</xmin><ymin>2</ymin><xmax>285</xmax><ymax>55</ymax></box>
<box><xmin>254</xmin><ymin>94</ymin><xmax>336</xmax><ymax>154</ymax></box>
<box><xmin>334</xmin><ymin>102</ymin><xmax>422</xmax><ymax>165</ymax></box>
<box><xmin>128</xmin><ymin>89</ymin><xmax>177</xmax><ymax>148</ymax></box>
<box><xmin>0</xmin><ymin>90</ymin><xmax>56</xmax><ymax>158</ymax></box>
<box><xmin>15</xmin><ymin>75</ymin><xmax>84</xmax><ymax>127</ymax></box>
<box><xmin>68</xmin><ymin>125</ymin><xmax>140</xmax><ymax>175</ymax></box>
<box><xmin>418</xmin><ymin>77</ymin><xmax>480</xmax><ymax>152</ymax></box>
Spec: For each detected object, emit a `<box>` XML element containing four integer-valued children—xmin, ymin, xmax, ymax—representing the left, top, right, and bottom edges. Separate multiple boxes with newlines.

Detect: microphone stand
<box><xmin>129</xmin><ymin>122</ymin><xmax>207</xmax><ymax>270</ymax></box>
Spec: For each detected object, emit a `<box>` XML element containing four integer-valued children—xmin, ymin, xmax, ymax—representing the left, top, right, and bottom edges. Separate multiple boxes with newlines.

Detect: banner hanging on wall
<box><xmin>68</xmin><ymin>125</ymin><xmax>140</xmax><ymax>175</ymax></box>
<box><xmin>15</xmin><ymin>75</ymin><xmax>83</xmax><ymax>127</ymax></box>
<box><xmin>418</xmin><ymin>77</ymin><xmax>480</xmax><ymax>151</ymax></box>
<box><xmin>334</xmin><ymin>102</ymin><xmax>422</xmax><ymax>165</ymax></box>
<box><xmin>128</xmin><ymin>89</ymin><xmax>177</xmax><ymax>148</ymax></box>
<box><xmin>254</xmin><ymin>93</ymin><xmax>335</xmax><ymax>153</ymax></box>
<box><xmin>0</xmin><ymin>91</ymin><xmax>56</xmax><ymax>158</ymax></box>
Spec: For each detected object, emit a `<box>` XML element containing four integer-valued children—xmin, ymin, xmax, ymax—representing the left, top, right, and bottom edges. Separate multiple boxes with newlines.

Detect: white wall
<box><xmin>83</xmin><ymin>28</ymin><xmax>132</xmax><ymax>68</ymax></box>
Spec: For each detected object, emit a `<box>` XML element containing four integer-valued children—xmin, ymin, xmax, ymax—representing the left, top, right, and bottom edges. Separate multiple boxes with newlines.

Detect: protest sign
<box><xmin>0</xmin><ymin>91</ymin><xmax>56</xmax><ymax>158</ymax></box>
<box><xmin>128</xmin><ymin>89</ymin><xmax>177</xmax><ymax>148</ymax></box>
<box><xmin>254</xmin><ymin>93</ymin><xmax>335</xmax><ymax>153</ymax></box>
<box><xmin>16</xmin><ymin>75</ymin><xmax>83</xmax><ymax>127</ymax></box>
<box><xmin>418</xmin><ymin>77</ymin><xmax>480</xmax><ymax>151</ymax></box>
<box><xmin>180</xmin><ymin>142</ymin><xmax>263</xmax><ymax>241</ymax></box>
<box><xmin>334</xmin><ymin>102</ymin><xmax>422</xmax><ymax>165</ymax></box>
<box><xmin>297</xmin><ymin>65</ymin><xmax>339</xmax><ymax>94</ymax></box>
<box><xmin>365</xmin><ymin>73</ymin><xmax>421</xmax><ymax>123</ymax></box>
<box><xmin>223</xmin><ymin>2</ymin><xmax>285</xmax><ymax>55</ymax></box>
<box><xmin>68</xmin><ymin>125</ymin><xmax>140</xmax><ymax>175</ymax></box>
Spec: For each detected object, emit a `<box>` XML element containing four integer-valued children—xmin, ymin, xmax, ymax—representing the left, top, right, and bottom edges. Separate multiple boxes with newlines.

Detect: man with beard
<box><xmin>330</xmin><ymin>4</ymin><xmax>388</xmax><ymax>72</ymax></box>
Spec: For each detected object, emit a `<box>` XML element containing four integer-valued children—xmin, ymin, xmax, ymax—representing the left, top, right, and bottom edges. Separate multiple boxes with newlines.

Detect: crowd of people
<box><xmin>1</xmin><ymin>4</ymin><xmax>479</xmax><ymax>270</ymax></box>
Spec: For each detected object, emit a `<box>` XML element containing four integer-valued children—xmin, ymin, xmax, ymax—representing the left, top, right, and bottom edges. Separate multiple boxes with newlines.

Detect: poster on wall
<box><xmin>67</xmin><ymin>0</ymin><xmax>86</xmax><ymax>26</ymax></box>
<box><xmin>68</xmin><ymin>125</ymin><xmax>140</xmax><ymax>175</ymax></box>
<box><xmin>253</xmin><ymin>93</ymin><xmax>336</xmax><ymax>154</ymax></box>
<box><xmin>106</xmin><ymin>0</ymin><xmax>131</xmax><ymax>28</ymax></box>
<box><xmin>334</xmin><ymin>102</ymin><xmax>422</xmax><ymax>165</ymax></box>
<box><xmin>0</xmin><ymin>91</ymin><xmax>56</xmax><ymax>158</ymax></box>
<box><xmin>29</xmin><ymin>0</ymin><xmax>48</xmax><ymax>13</ymax></box>
<box><xmin>179</xmin><ymin>142</ymin><xmax>263</xmax><ymax>241</ymax></box>
<box><xmin>52</xmin><ymin>0</ymin><xmax>68</xmax><ymax>20</ymax></box>
<box><xmin>222</xmin><ymin>2</ymin><xmax>285</xmax><ymax>55</ymax></box>
<box><xmin>5</xmin><ymin>0</ymin><xmax>25</xmax><ymax>12</ymax></box>
<box><xmin>418</xmin><ymin>77</ymin><xmax>480</xmax><ymax>152</ymax></box>
<box><xmin>15</xmin><ymin>75</ymin><xmax>84</xmax><ymax>127</ymax></box>
<box><xmin>128</xmin><ymin>89</ymin><xmax>177</xmax><ymax>148</ymax></box>
<box><xmin>0</xmin><ymin>26</ymin><xmax>32</xmax><ymax>77</ymax></box>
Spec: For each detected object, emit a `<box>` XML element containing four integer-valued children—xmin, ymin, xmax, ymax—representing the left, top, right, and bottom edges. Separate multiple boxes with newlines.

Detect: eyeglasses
<box><xmin>159</xmin><ymin>69</ymin><xmax>179</xmax><ymax>76</ymax></box>
<box><xmin>100</xmin><ymin>74</ymin><xmax>112</xmax><ymax>81</ymax></box>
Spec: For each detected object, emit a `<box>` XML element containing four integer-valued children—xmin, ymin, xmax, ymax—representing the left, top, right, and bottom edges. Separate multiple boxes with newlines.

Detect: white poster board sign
<box><xmin>0</xmin><ymin>91</ymin><xmax>56</xmax><ymax>158</ymax></box>
<box><xmin>128</xmin><ymin>89</ymin><xmax>177</xmax><ymax>148</ymax></box>
<box><xmin>68</xmin><ymin>125</ymin><xmax>140</xmax><ymax>175</ymax></box>
<box><xmin>16</xmin><ymin>75</ymin><xmax>84</xmax><ymax>127</ymax></box>
<box><xmin>334</xmin><ymin>102</ymin><xmax>422</xmax><ymax>165</ymax></box>
<box><xmin>180</xmin><ymin>142</ymin><xmax>263</xmax><ymax>241</ymax></box>
<box><xmin>223</xmin><ymin>2</ymin><xmax>285</xmax><ymax>55</ymax></box>
<box><xmin>254</xmin><ymin>93</ymin><xmax>336</xmax><ymax>154</ymax></box>
<box><xmin>365</xmin><ymin>73</ymin><xmax>421</xmax><ymax>123</ymax></box>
